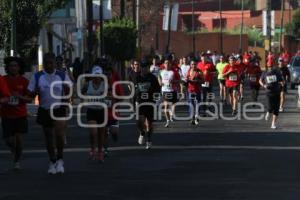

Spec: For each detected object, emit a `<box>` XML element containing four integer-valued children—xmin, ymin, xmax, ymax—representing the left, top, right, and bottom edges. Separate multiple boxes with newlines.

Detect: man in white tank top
<box><xmin>158</xmin><ymin>59</ymin><xmax>180</xmax><ymax>128</ymax></box>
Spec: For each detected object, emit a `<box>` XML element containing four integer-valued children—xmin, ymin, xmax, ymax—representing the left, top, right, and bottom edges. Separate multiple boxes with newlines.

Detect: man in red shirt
<box><xmin>187</xmin><ymin>60</ymin><xmax>203</xmax><ymax>125</ymax></box>
<box><xmin>266</xmin><ymin>51</ymin><xmax>275</xmax><ymax>71</ymax></box>
<box><xmin>280</xmin><ymin>49</ymin><xmax>291</xmax><ymax>67</ymax></box>
<box><xmin>197</xmin><ymin>54</ymin><xmax>215</xmax><ymax>112</ymax></box>
<box><xmin>1</xmin><ymin>57</ymin><xmax>31</xmax><ymax>170</ymax></box>
<box><xmin>243</xmin><ymin>51</ymin><xmax>251</xmax><ymax>66</ymax></box>
<box><xmin>246</xmin><ymin>59</ymin><xmax>262</xmax><ymax>104</ymax></box>
<box><xmin>223</xmin><ymin>56</ymin><xmax>241</xmax><ymax>115</ymax></box>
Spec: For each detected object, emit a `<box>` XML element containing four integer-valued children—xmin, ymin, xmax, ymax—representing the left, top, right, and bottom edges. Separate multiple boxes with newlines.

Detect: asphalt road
<box><xmin>0</xmin><ymin>87</ymin><xmax>300</xmax><ymax>200</ymax></box>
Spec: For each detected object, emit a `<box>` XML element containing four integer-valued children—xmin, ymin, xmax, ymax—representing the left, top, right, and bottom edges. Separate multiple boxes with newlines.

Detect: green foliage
<box><xmin>285</xmin><ymin>8</ymin><xmax>300</xmax><ymax>38</ymax></box>
<box><xmin>0</xmin><ymin>0</ymin><xmax>68</xmax><ymax>59</ymax></box>
<box><xmin>103</xmin><ymin>18</ymin><xmax>137</xmax><ymax>61</ymax></box>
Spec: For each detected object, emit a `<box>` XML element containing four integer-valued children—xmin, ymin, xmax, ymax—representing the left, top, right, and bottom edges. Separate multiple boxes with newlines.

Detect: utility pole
<box><xmin>192</xmin><ymin>0</ymin><xmax>195</xmax><ymax>56</ymax></box>
<box><xmin>267</xmin><ymin>0</ymin><xmax>272</xmax><ymax>52</ymax></box>
<box><xmin>10</xmin><ymin>0</ymin><xmax>17</xmax><ymax>56</ymax></box>
<box><xmin>120</xmin><ymin>0</ymin><xmax>125</xmax><ymax>18</ymax></box>
<box><xmin>99</xmin><ymin>0</ymin><xmax>104</xmax><ymax>57</ymax></box>
<box><xmin>280</xmin><ymin>0</ymin><xmax>285</xmax><ymax>52</ymax></box>
<box><xmin>136</xmin><ymin>0</ymin><xmax>141</xmax><ymax>58</ymax></box>
<box><xmin>219</xmin><ymin>0</ymin><xmax>223</xmax><ymax>54</ymax></box>
<box><xmin>87</xmin><ymin>0</ymin><xmax>94</xmax><ymax>68</ymax></box>
<box><xmin>132</xmin><ymin>0</ymin><xmax>136</xmax><ymax>24</ymax></box>
<box><xmin>166</xmin><ymin>2</ymin><xmax>173</xmax><ymax>54</ymax></box>
<box><xmin>239</xmin><ymin>0</ymin><xmax>244</xmax><ymax>53</ymax></box>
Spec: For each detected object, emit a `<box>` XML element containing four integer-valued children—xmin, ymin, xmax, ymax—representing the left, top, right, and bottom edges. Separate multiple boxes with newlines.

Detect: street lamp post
<box><xmin>219</xmin><ymin>0</ymin><xmax>223</xmax><ymax>54</ymax></box>
<box><xmin>192</xmin><ymin>0</ymin><xmax>195</xmax><ymax>56</ymax></box>
<box><xmin>99</xmin><ymin>0</ymin><xmax>104</xmax><ymax>57</ymax></box>
<box><xmin>11</xmin><ymin>0</ymin><xmax>17</xmax><ymax>56</ymax></box>
<box><xmin>239</xmin><ymin>0</ymin><xmax>244</xmax><ymax>53</ymax></box>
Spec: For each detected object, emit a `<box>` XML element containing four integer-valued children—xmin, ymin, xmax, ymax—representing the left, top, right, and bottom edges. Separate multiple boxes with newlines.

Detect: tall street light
<box><xmin>11</xmin><ymin>0</ymin><xmax>17</xmax><ymax>56</ymax></box>
<box><xmin>239</xmin><ymin>0</ymin><xmax>244</xmax><ymax>53</ymax></box>
<box><xmin>219</xmin><ymin>0</ymin><xmax>223</xmax><ymax>54</ymax></box>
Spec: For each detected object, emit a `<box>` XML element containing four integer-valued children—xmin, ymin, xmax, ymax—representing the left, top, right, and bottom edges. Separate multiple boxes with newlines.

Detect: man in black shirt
<box><xmin>278</xmin><ymin>58</ymin><xmax>290</xmax><ymax>112</ymax></box>
<box><xmin>135</xmin><ymin>62</ymin><xmax>161</xmax><ymax>149</ymax></box>
<box><xmin>259</xmin><ymin>66</ymin><xmax>284</xmax><ymax>129</ymax></box>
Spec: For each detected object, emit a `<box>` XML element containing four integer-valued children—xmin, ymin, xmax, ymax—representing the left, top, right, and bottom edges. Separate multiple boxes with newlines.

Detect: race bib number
<box><xmin>138</xmin><ymin>82</ymin><xmax>151</xmax><ymax>92</ymax></box>
<box><xmin>201</xmin><ymin>82</ymin><xmax>210</xmax><ymax>88</ymax></box>
<box><xmin>229</xmin><ymin>74</ymin><xmax>238</xmax><ymax>81</ymax></box>
<box><xmin>266</xmin><ymin>75</ymin><xmax>277</xmax><ymax>84</ymax></box>
<box><xmin>104</xmin><ymin>99</ymin><xmax>112</xmax><ymax>107</ymax></box>
<box><xmin>249</xmin><ymin>76</ymin><xmax>257</xmax><ymax>82</ymax></box>
<box><xmin>8</xmin><ymin>96</ymin><xmax>19</xmax><ymax>106</ymax></box>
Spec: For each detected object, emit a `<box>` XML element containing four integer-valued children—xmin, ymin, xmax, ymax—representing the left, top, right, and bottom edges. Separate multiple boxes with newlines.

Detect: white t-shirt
<box><xmin>150</xmin><ymin>65</ymin><xmax>160</xmax><ymax>77</ymax></box>
<box><xmin>27</xmin><ymin>70</ymin><xmax>73</xmax><ymax>109</ymax></box>
<box><xmin>160</xmin><ymin>70</ymin><xmax>175</xmax><ymax>92</ymax></box>
<box><xmin>180</xmin><ymin>64</ymin><xmax>190</xmax><ymax>81</ymax></box>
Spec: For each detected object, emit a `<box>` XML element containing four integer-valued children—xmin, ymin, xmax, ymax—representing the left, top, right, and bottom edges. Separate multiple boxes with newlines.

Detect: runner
<box><xmin>27</xmin><ymin>53</ymin><xmax>73</xmax><ymax>174</ymax></box>
<box><xmin>246</xmin><ymin>59</ymin><xmax>262</xmax><ymax>105</ymax></box>
<box><xmin>179</xmin><ymin>57</ymin><xmax>190</xmax><ymax>100</ymax></box>
<box><xmin>150</xmin><ymin>57</ymin><xmax>160</xmax><ymax>78</ymax></box>
<box><xmin>158</xmin><ymin>59</ymin><xmax>180</xmax><ymax>127</ymax></box>
<box><xmin>216</xmin><ymin>55</ymin><xmax>228</xmax><ymax>103</ymax></box>
<box><xmin>259</xmin><ymin>64</ymin><xmax>284</xmax><ymax>129</ymax></box>
<box><xmin>222</xmin><ymin>56</ymin><xmax>241</xmax><ymax>115</ymax></box>
<box><xmin>187</xmin><ymin>60</ymin><xmax>203</xmax><ymax>125</ymax></box>
<box><xmin>135</xmin><ymin>62</ymin><xmax>160</xmax><ymax>149</ymax></box>
<box><xmin>266</xmin><ymin>51</ymin><xmax>275</xmax><ymax>71</ymax></box>
<box><xmin>1</xmin><ymin>57</ymin><xmax>28</xmax><ymax>170</ymax></box>
<box><xmin>81</xmin><ymin>66</ymin><xmax>107</xmax><ymax>162</ymax></box>
<box><xmin>128</xmin><ymin>60</ymin><xmax>141</xmax><ymax>105</ymax></box>
<box><xmin>236</xmin><ymin>55</ymin><xmax>247</xmax><ymax>101</ymax></box>
<box><xmin>278</xmin><ymin>58</ymin><xmax>290</xmax><ymax>112</ymax></box>
<box><xmin>197</xmin><ymin>54</ymin><xmax>215</xmax><ymax>114</ymax></box>
<box><xmin>102</xmin><ymin>63</ymin><xmax>124</xmax><ymax>156</ymax></box>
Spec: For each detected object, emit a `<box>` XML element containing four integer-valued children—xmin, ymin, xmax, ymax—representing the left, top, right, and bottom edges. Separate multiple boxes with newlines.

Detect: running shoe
<box><xmin>279</xmin><ymin>107</ymin><xmax>284</xmax><ymax>112</ymax></box>
<box><xmin>104</xmin><ymin>148</ymin><xmax>109</xmax><ymax>157</ymax></box>
<box><xmin>96</xmin><ymin>152</ymin><xmax>104</xmax><ymax>163</ymax></box>
<box><xmin>164</xmin><ymin>120</ymin><xmax>170</xmax><ymax>128</ymax></box>
<box><xmin>265</xmin><ymin>112</ymin><xmax>270</xmax><ymax>121</ymax></box>
<box><xmin>13</xmin><ymin>162</ymin><xmax>21</xmax><ymax>171</ymax></box>
<box><xmin>138</xmin><ymin>135</ymin><xmax>145</xmax><ymax>145</ymax></box>
<box><xmin>89</xmin><ymin>150</ymin><xmax>96</xmax><ymax>160</ymax></box>
<box><xmin>170</xmin><ymin>115</ymin><xmax>174</xmax><ymax>122</ymax></box>
<box><xmin>56</xmin><ymin>159</ymin><xmax>65</xmax><ymax>174</ymax></box>
<box><xmin>232</xmin><ymin>110</ymin><xmax>237</xmax><ymax>116</ymax></box>
<box><xmin>194</xmin><ymin>118</ymin><xmax>199</xmax><ymax>125</ymax></box>
<box><xmin>146</xmin><ymin>142</ymin><xmax>152</xmax><ymax>150</ymax></box>
<box><xmin>271</xmin><ymin>124</ymin><xmax>277</xmax><ymax>129</ymax></box>
<box><xmin>48</xmin><ymin>162</ymin><xmax>57</xmax><ymax>175</ymax></box>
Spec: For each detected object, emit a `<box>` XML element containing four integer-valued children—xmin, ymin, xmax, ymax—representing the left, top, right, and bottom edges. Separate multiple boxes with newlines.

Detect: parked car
<box><xmin>298</xmin><ymin>85</ymin><xmax>300</xmax><ymax>108</ymax></box>
<box><xmin>288</xmin><ymin>56</ymin><xmax>300</xmax><ymax>89</ymax></box>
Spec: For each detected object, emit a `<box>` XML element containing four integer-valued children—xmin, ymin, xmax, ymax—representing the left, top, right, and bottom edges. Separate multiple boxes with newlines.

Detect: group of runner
<box><xmin>0</xmin><ymin>49</ymin><xmax>294</xmax><ymax>174</ymax></box>
<box><xmin>132</xmin><ymin>51</ymin><xmax>289</xmax><ymax>130</ymax></box>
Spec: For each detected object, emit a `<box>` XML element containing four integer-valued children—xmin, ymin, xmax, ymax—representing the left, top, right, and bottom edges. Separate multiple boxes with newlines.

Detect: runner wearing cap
<box><xmin>27</xmin><ymin>53</ymin><xmax>73</xmax><ymax>174</ymax></box>
<box><xmin>197</xmin><ymin>54</ymin><xmax>215</xmax><ymax>115</ymax></box>
<box><xmin>81</xmin><ymin>66</ymin><xmax>106</xmax><ymax>162</ymax></box>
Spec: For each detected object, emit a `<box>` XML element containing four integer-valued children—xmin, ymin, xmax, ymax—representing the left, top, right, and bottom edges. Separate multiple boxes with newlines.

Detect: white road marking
<box><xmin>2</xmin><ymin>145</ymin><xmax>300</xmax><ymax>155</ymax></box>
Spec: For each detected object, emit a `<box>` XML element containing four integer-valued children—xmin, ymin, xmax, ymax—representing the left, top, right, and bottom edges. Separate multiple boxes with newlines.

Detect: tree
<box><xmin>0</xmin><ymin>0</ymin><xmax>68</xmax><ymax>59</ymax></box>
<box><xmin>285</xmin><ymin>8</ymin><xmax>300</xmax><ymax>38</ymax></box>
<box><xmin>103</xmin><ymin>17</ymin><xmax>137</xmax><ymax>61</ymax></box>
